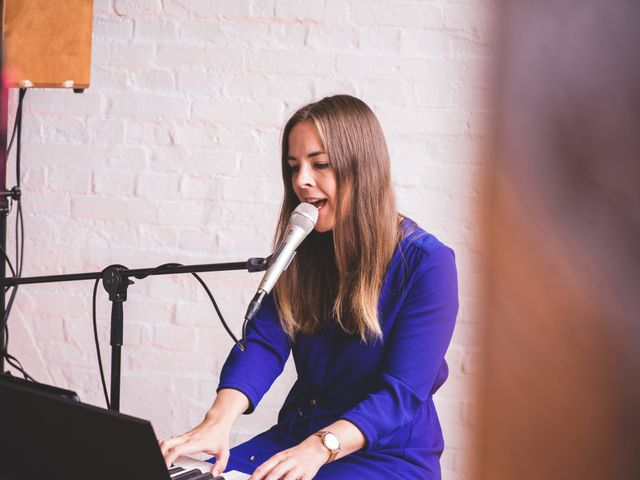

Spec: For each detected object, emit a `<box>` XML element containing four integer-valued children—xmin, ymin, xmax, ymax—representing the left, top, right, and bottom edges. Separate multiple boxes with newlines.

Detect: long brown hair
<box><xmin>273</xmin><ymin>95</ymin><xmax>399</xmax><ymax>342</ymax></box>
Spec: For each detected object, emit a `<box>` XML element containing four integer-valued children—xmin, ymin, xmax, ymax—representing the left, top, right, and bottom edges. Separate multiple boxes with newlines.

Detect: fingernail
<box><xmin>213</xmin><ymin>470</ymin><xmax>219</xmax><ymax>476</ymax></box>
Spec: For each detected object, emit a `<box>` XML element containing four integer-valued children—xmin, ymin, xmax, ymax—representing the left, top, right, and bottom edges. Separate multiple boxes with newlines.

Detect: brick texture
<box><xmin>6</xmin><ymin>1</ymin><xmax>494</xmax><ymax>478</ymax></box>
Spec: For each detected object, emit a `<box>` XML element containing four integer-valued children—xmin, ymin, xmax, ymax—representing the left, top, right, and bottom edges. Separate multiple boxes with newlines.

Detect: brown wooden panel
<box><xmin>2</xmin><ymin>0</ymin><xmax>93</xmax><ymax>89</ymax></box>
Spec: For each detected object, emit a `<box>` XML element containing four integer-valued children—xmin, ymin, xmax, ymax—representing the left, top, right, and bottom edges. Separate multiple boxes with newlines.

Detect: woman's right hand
<box><xmin>159</xmin><ymin>388</ymin><xmax>250</xmax><ymax>475</ymax></box>
<box><xmin>159</xmin><ymin>415</ymin><xmax>232</xmax><ymax>475</ymax></box>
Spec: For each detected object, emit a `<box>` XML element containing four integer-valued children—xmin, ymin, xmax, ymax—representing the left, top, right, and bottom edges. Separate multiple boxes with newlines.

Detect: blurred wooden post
<box><xmin>476</xmin><ymin>1</ymin><xmax>640</xmax><ymax>479</ymax></box>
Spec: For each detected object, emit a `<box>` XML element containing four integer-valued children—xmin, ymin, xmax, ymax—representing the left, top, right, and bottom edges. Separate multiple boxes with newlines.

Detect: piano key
<box><xmin>172</xmin><ymin>468</ymin><xmax>207</xmax><ymax>480</ymax></box>
<box><xmin>173</xmin><ymin>456</ymin><xmax>211</xmax><ymax>471</ymax></box>
<box><xmin>191</xmin><ymin>473</ymin><xmax>214</xmax><ymax>480</ymax></box>
<box><xmin>169</xmin><ymin>466</ymin><xmax>185</xmax><ymax>475</ymax></box>
<box><xmin>172</xmin><ymin>456</ymin><xmax>250</xmax><ymax>479</ymax></box>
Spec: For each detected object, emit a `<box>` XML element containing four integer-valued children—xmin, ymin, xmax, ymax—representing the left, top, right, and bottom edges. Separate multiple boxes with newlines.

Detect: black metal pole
<box><xmin>109</xmin><ymin>301</ymin><xmax>123</xmax><ymax>412</ymax></box>
<box><xmin>0</xmin><ymin>260</ymin><xmax>255</xmax><ymax>288</ymax></box>
<box><xmin>0</xmin><ymin>257</ymin><xmax>269</xmax><ymax>411</ymax></box>
<box><xmin>0</xmin><ymin>214</ymin><xmax>5</xmax><ymax>374</ymax></box>
<box><xmin>101</xmin><ymin>264</ymin><xmax>132</xmax><ymax>412</ymax></box>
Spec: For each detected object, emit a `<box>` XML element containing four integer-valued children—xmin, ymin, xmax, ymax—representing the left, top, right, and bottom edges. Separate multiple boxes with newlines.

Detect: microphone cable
<box><xmin>91</xmin><ymin>262</ymin><xmax>246</xmax><ymax>409</ymax></box>
<box><xmin>91</xmin><ymin>275</ymin><xmax>110</xmax><ymax>409</ymax></box>
<box><xmin>0</xmin><ymin>244</ymin><xmax>16</xmax><ymax>287</ymax></box>
<box><xmin>132</xmin><ymin>263</ymin><xmax>245</xmax><ymax>349</ymax></box>
<box><xmin>0</xmin><ymin>247</ymin><xmax>33</xmax><ymax>382</ymax></box>
<box><xmin>1</xmin><ymin>88</ymin><xmax>28</xmax><ymax>379</ymax></box>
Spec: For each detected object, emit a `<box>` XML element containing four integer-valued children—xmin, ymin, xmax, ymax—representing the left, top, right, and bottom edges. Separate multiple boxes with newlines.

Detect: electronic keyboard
<box><xmin>173</xmin><ymin>456</ymin><xmax>249</xmax><ymax>480</ymax></box>
<box><xmin>0</xmin><ymin>374</ymin><xmax>249</xmax><ymax>480</ymax></box>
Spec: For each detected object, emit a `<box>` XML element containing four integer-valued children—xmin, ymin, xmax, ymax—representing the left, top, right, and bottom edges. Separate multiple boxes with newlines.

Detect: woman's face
<box><xmin>286</xmin><ymin>121</ymin><xmax>337</xmax><ymax>232</ymax></box>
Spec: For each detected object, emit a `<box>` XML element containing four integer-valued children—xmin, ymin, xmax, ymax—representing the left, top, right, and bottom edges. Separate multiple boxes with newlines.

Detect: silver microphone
<box><xmin>244</xmin><ymin>202</ymin><xmax>318</xmax><ymax>323</ymax></box>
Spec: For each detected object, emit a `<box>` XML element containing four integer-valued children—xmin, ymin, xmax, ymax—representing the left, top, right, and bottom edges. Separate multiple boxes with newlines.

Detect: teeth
<box><xmin>305</xmin><ymin>199</ymin><xmax>326</xmax><ymax>209</ymax></box>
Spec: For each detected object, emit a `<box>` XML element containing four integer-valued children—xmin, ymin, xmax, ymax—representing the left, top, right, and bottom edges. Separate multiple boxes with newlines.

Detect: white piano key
<box><xmin>173</xmin><ymin>456</ymin><xmax>250</xmax><ymax>479</ymax></box>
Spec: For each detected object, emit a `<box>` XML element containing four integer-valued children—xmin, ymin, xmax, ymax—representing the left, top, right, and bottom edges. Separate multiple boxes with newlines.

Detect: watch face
<box><xmin>323</xmin><ymin>432</ymin><xmax>340</xmax><ymax>450</ymax></box>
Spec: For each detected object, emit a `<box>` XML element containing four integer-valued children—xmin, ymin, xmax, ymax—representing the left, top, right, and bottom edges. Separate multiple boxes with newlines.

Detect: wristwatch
<box><xmin>315</xmin><ymin>430</ymin><xmax>341</xmax><ymax>463</ymax></box>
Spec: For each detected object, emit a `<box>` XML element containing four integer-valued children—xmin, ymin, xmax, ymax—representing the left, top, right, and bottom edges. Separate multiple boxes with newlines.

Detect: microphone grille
<box><xmin>291</xmin><ymin>202</ymin><xmax>319</xmax><ymax>234</ymax></box>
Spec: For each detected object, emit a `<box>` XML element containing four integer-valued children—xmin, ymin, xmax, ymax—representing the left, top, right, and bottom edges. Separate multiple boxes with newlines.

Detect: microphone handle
<box><xmin>245</xmin><ymin>289</ymin><xmax>267</xmax><ymax>322</ymax></box>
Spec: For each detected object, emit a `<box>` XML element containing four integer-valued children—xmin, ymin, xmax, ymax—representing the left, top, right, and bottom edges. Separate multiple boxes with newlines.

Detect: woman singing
<box><xmin>161</xmin><ymin>95</ymin><xmax>458</xmax><ymax>480</ymax></box>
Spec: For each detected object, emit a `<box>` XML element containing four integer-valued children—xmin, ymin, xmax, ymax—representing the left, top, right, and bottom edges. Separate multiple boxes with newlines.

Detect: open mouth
<box><xmin>309</xmin><ymin>199</ymin><xmax>328</xmax><ymax>210</ymax></box>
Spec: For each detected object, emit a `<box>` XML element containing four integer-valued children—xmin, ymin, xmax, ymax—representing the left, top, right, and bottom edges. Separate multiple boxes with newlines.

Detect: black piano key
<box><xmin>169</xmin><ymin>466</ymin><xmax>185</xmax><ymax>475</ymax></box>
<box><xmin>172</xmin><ymin>468</ymin><xmax>206</xmax><ymax>480</ymax></box>
<box><xmin>191</xmin><ymin>473</ymin><xmax>214</xmax><ymax>480</ymax></box>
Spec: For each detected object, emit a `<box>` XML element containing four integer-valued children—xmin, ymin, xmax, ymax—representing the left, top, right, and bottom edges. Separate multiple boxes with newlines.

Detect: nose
<box><xmin>294</xmin><ymin>162</ymin><xmax>315</xmax><ymax>189</ymax></box>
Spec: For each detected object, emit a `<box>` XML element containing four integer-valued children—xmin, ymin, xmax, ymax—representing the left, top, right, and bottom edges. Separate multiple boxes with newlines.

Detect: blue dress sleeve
<box><xmin>217</xmin><ymin>294</ymin><xmax>292</xmax><ymax>413</ymax></box>
<box><xmin>340</xmin><ymin>245</ymin><xmax>459</xmax><ymax>450</ymax></box>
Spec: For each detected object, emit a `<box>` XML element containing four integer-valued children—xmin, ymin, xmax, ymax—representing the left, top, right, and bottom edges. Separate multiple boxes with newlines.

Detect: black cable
<box><xmin>1</xmin><ymin>88</ymin><xmax>28</xmax><ymax>376</ymax></box>
<box><xmin>0</xmin><ymin>243</ymin><xmax>15</xmax><ymax>345</ymax></box>
<box><xmin>131</xmin><ymin>262</ymin><xmax>182</xmax><ymax>280</ymax></box>
<box><xmin>16</xmin><ymin>200</ymin><xmax>24</xmax><ymax>277</ymax></box>
<box><xmin>0</xmin><ymin>136</ymin><xmax>23</xmax><ymax>329</ymax></box>
<box><xmin>92</xmin><ymin>276</ymin><xmax>111</xmax><ymax>410</ymax></box>
<box><xmin>190</xmin><ymin>272</ymin><xmax>245</xmax><ymax>351</ymax></box>
<box><xmin>4</xmin><ymin>352</ymin><xmax>35</xmax><ymax>382</ymax></box>
<box><xmin>6</xmin><ymin>88</ymin><xmax>26</xmax><ymax>155</ymax></box>
<box><xmin>1</xmin><ymin>323</ymin><xmax>7</xmax><ymax>359</ymax></box>
<box><xmin>0</xmin><ymin>195</ymin><xmax>23</xmax><ymax>335</ymax></box>
<box><xmin>2</xmin><ymin>324</ymin><xmax>34</xmax><ymax>381</ymax></box>
<box><xmin>91</xmin><ymin>262</ymin><xmax>245</xmax><ymax>409</ymax></box>
<box><xmin>90</xmin><ymin>262</ymin><xmax>246</xmax><ymax>408</ymax></box>
<box><xmin>15</xmin><ymin>91</ymin><xmax>26</xmax><ymax>280</ymax></box>
<box><xmin>15</xmin><ymin>88</ymin><xmax>26</xmax><ymax>186</ymax></box>
<box><xmin>0</xmin><ymin>244</ymin><xmax>17</xmax><ymax>279</ymax></box>
<box><xmin>1</xmin><ymin>203</ymin><xmax>25</xmax><ymax>334</ymax></box>
<box><xmin>131</xmin><ymin>263</ymin><xmax>244</xmax><ymax>350</ymax></box>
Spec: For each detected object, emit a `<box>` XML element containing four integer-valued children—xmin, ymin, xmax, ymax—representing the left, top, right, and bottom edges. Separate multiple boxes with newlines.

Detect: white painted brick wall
<box><xmin>5</xmin><ymin>1</ymin><xmax>495</xmax><ymax>479</ymax></box>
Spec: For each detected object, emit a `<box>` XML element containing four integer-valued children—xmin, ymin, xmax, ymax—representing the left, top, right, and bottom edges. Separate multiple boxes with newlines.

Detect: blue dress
<box><xmin>216</xmin><ymin>220</ymin><xmax>458</xmax><ymax>479</ymax></box>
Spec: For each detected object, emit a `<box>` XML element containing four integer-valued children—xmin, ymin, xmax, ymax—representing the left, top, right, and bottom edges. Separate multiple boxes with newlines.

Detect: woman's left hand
<box><xmin>249</xmin><ymin>435</ymin><xmax>328</xmax><ymax>480</ymax></box>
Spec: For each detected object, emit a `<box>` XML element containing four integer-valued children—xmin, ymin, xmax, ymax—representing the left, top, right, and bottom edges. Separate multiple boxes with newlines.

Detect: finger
<box><xmin>282</xmin><ymin>467</ymin><xmax>304</xmax><ymax>480</ymax></box>
<box><xmin>250</xmin><ymin>455</ymin><xmax>282</xmax><ymax>480</ymax></box>
<box><xmin>251</xmin><ymin>454</ymin><xmax>290</xmax><ymax>480</ymax></box>
<box><xmin>158</xmin><ymin>435</ymin><xmax>174</xmax><ymax>452</ymax></box>
<box><xmin>159</xmin><ymin>435</ymin><xmax>187</xmax><ymax>457</ymax></box>
<box><xmin>264</xmin><ymin>459</ymin><xmax>296</xmax><ymax>480</ymax></box>
<box><xmin>212</xmin><ymin>449</ymin><xmax>230</xmax><ymax>477</ymax></box>
<box><xmin>249</xmin><ymin>463</ymin><xmax>266</xmax><ymax>480</ymax></box>
<box><xmin>160</xmin><ymin>440</ymin><xmax>180</xmax><ymax>460</ymax></box>
<box><xmin>249</xmin><ymin>457</ymin><xmax>278</xmax><ymax>480</ymax></box>
<box><xmin>165</xmin><ymin>440</ymin><xmax>205</xmax><ymax>468</ymax></box>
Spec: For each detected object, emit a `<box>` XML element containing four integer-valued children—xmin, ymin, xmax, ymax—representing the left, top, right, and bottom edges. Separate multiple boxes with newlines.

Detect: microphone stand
<box><xmin>0</xmin><ymin>257</ymin><xmax>270</xmax><ymax>412</ymax></box>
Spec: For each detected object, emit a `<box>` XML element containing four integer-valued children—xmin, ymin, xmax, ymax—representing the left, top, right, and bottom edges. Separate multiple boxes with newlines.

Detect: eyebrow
<box><xmin>286</xmin><ymin>151</ymin><xmax>327</xmax><ymax>161</ymax></box>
